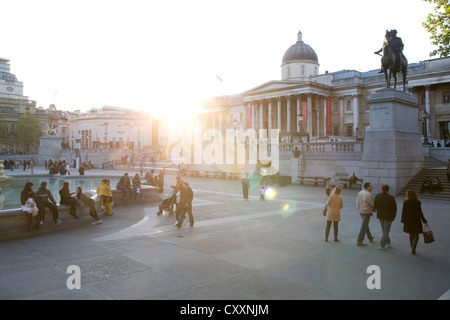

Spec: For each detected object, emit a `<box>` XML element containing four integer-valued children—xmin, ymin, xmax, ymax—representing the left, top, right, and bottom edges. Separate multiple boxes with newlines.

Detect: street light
<box><xmin>422</xmin><ymin>110</ymin><xmax>430</xmax><ymax>145</ymax></box>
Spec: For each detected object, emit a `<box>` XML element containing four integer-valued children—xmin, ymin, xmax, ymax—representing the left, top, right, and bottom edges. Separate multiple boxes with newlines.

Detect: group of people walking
<box><xmin>20</xmin><ymin>179</ymin><xmax>118</xmax><ymax>231</ymax></box>
<box><xmin>3</xmin><ymin>159</ymin><xmax>35</xmax><ymax>173</ymax></box>
<box><xmin>324</xmin><ymin>182</ymin><xmax>430</xmax><ymax>255</ymax></box>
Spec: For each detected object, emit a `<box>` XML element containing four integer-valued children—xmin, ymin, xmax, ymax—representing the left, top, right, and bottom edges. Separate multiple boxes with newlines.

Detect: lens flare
<box><xmin>281</xmin><ymin>202</ymin><xmax>297</xmax><ymax>218</ymax></box>
<box><xmin>264</xmin><ymin>186</ymin><xmax>276</xmax><ymax>199</ymax></box>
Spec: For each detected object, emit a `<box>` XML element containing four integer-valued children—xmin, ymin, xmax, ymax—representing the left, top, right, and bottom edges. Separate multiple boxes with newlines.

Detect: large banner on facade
<box><xmin>301</xmin><ymin>101</ymin><xmax>307</xmax><ymax>126</ymax></box>
<box><xmin>246</xmin><ymin>106</ymin><xmax>252</xmax><ymax>129</ymax></box>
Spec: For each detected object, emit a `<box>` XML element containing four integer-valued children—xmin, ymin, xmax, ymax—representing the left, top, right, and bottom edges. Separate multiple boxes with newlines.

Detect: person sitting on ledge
<box><xmin>76</xmin><ymin>187</ymin><xmax>103</xmax><ymax>225</ymax></box>
<box><xmin>132</xmin><ymin>173</ymin><xmax>144</xmax><ymax>200</ymax></box>
<box><xmin>20</xmin><ymin>182</ymin><xmax>40</xmax><ymax>231</ymax></box>
<box><xmin>348</xmin><ymin>173</ymin><xmax>363</xmax><ymax>189</ymax></box>
<box><xmin>36</xmin><ymin>181</ymin><xmax>61</xmax><ymax>225</ymax></box>
<box><xmin>420</xmin><ymin>177</ymin><xmax>433</xmax><ymax>194</ymax></box>
<box><xmin>59</xmin><ymin>181</ymin><xmax>79</xmax><ymax>219</ymax></box>
<box><xmin>117</xmin><ymin>173</ymin><xmax>132</xmax><ymax>199</ymax></box>
<box><xmin>96</xmin><ymin>179</ymin><xmax>114</xmax><ymax>216</ymax></box>
<box><xmin>431</xmin><ymin>177</ymin><xmax>443</xmax><ymax>193</ymax></box>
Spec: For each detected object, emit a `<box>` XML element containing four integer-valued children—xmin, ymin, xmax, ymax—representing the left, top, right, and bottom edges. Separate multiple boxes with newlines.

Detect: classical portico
<box><xmin>244</xmin><ymin>93</ymin><xmax>332</xmax><ymax>140</ymax></box>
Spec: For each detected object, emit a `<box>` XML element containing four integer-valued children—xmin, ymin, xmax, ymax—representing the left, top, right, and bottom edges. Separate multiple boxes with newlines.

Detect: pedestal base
<box><xmin>362</xmin><ymin>88</ymin><xmax>423</xmax><ymax>195</ymax></box>
<box><xmin>38</xmin><ymin>136</ymin><xmax>62</xmax><ymax>162</ymax></box>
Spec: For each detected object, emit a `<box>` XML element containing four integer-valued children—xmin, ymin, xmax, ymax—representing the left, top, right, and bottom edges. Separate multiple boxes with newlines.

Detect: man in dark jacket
<box><xmin>177</xmin><ymin>182</ymin><xmax>194</xmax><ymax>229</ymax></box>
<box><xmin>118</xmin><ymin>173</ymin><xmax>132</xmax><ymax>199</ymax></box>
<box><xmin>36</xmin><ymin>181</ymin><xmax>61</xmax><ymax>224</ymax></box>
<box><xmin>374</xmin><ymin>184</ymin><xmax>397</xmax><ymax>250</ymax></box>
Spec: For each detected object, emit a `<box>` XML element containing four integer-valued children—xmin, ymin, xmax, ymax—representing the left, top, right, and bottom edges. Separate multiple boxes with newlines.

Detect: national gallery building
<box><xmin>198</xmin><ymin>31</ymin><xmax>450</xmax><ymax>145</ymax></box>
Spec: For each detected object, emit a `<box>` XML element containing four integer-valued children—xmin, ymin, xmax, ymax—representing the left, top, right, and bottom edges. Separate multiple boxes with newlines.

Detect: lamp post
<box><xmin>297</xmin><ymin>114</ymin><xmax>303</xmax><ymax>142</ymax></box>
<box><xmin>422</xmin><ymin>110</ymin><xmax>430</xmax><ymax>145</ymax></box>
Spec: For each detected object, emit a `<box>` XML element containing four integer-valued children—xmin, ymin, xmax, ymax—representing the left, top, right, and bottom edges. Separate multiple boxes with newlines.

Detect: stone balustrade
<box><xmin>278</xmin><ymin>141</ymin><xmax>364</xmax><ymax>154</ymax></box>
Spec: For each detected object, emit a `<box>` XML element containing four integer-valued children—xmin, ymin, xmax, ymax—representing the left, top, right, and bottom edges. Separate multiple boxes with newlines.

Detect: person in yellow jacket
<box><xmin>96</xmin><ymin>179</ymin><xmax>114</xmax><ymax>216</ymax></box>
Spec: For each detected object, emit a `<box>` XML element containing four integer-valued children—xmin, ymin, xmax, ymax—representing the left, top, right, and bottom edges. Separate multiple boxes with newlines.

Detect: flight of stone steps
<box><xmin>401</xmin><ymin>157</ymin><xmax>450</xmax><ymax>200</ymax></box>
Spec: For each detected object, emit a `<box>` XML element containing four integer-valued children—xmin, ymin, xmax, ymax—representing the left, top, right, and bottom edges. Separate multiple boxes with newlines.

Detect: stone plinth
<box><xmin>362</xmin><ymin>88</ymin><xmax>423</xmax><ymax>195</ymax></box>
<box><xmin>38</xmin><ymin>136</ymin><xmax>62</xmax><ymax>162</ymax></box>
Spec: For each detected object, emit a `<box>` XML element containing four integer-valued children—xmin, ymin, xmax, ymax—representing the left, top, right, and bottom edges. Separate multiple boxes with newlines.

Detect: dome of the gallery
<box><xmin>282</xmin><ymin>31</ymin><xmax>318</xmax><ymax>65</ymax></box>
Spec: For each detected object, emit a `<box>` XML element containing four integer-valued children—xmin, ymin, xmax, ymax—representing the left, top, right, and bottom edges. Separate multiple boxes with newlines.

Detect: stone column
<box><xmin>352</xmin><ymin>94</ymin><xmax>359</xmax><ymax>134</ymax></box>
<box><xmin>277</xmin><ymin>97</ymin><xmax>282</xmax><ymax>131</ymax></box>
<box><xmin>244</xmin><ymin>103</ymin><xmax>248</xmax><ymax>130</ymax></box>
<box><xmin>323</xmin><ymin>97</ymin><xmax>327</xmax><ymax>137</ymax></box>
<box><xmin>268</xmin><ymin>99</ymin><xmax>272</xmax><ymax>132</ymax></box>
<box><xmin>296</xmin><ymin>95</ymin><xmax>301</xmax><ymax>132</ymax></box>
<box><xmin>286</xmin><ymin>96</ymin><xmax>291</xmax><ymax>132</ymax></box>
<box><xmin>259</xmin><ymin>100</ymin><xmax>264</xmax><ymax>130</ymax></box>
<box><xmin>339</xmin><ymin>97</ymin><xmax>345</xmax><ymax>136</ymax></box>
<box><xmin>363</xmin><ymin>88</ymin><xmax>423</xmax><ymax>195</ymax></box>
<box><xmin>425</xmin><ymin>85</ymin><xmax>432</xmax><ymax>138</ymax></box>
<box><xmin>251</xmin><ymin>102</ymin><xmax>255</xmax><ymax>129</ymax></box>
<box><xmin>307</xmin><ymin>94</ymin><xmax>312</xmax><ymax>137</ymax></box>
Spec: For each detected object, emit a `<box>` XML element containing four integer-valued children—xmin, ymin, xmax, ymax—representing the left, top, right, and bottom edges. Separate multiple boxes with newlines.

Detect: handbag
<box><xmin>423</xmin><ymin>224</ymin><xmax>435</xmax><ymax>244</ymax></box>
<box><xmin>322</xmin><ymin>206</ymin><xmax>327</xmax><ymax>216</ymax></box>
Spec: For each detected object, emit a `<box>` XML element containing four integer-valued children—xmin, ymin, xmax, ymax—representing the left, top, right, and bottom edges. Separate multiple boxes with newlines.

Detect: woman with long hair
<box><xmin>20</xmin><ymin>182</ymin><xmax>39</xmax><ymax>231</ymax></box>
<box><xmin>59</xmin><ymin>181</ymin><xmax>78</xmax><ymax>219</ymax></box>
<box><xmin>401</xmin><ymin>190</ymin><xmax>428</xmax><ymax>255</ymax></box>
<box><xmin>325</xmin><ymin>186</ymin><xmax>343</xmax><ymax>242</ymax></box>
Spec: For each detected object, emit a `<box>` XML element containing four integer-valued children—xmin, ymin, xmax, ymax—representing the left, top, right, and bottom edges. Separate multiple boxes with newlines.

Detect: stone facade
<box><xmin>198</xmin><ymin>31</ymin><xmax>450</xmax><ymax>146</ymax></box>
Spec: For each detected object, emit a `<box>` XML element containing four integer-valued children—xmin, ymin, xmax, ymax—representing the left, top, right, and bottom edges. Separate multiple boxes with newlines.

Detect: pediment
<box><xmin>242</xmin><ymin>80</ymin><xmax>307</xmax><ymax>97</ymax></box>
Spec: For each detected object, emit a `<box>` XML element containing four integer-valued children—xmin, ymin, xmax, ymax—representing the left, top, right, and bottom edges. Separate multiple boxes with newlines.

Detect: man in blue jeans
<box><xmin>374</xmin><ymin>184</ymin><xmax>397</xmax><ymax>250</ymax></box>
<box><xmin>356</xmin><ymin>182</ymin><xmax>375</xmax><ymax>246</ymax></box>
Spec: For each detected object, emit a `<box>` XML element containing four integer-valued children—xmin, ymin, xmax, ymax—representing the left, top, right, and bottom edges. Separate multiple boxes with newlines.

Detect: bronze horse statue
<box><xmin>375</xmin><ymin>30</ymin><xmax>408</xmax><ymax>91</ymax></box>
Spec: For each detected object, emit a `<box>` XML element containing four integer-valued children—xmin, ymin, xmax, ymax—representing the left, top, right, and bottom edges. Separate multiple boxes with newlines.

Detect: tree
<box><xmin>14</xmin><ymin>113</ymin><xmax>43</xmax><ymax>154</ymax></box>
<box><xmin>423</xmin><ymin>0</ymin><xmax>450</xmax><ymax>57</ymax></box>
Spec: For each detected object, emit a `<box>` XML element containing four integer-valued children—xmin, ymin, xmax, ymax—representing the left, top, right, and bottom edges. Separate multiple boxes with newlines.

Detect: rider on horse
<box><xmin>375</xmin><ymin>30</ymin><xmax>404</xmax><ymax>74</ymax></box>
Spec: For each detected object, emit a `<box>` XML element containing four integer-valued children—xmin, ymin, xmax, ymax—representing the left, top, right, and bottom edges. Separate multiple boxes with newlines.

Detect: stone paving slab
<box><xmin>0</xmin><ymin>170</ymin><xmax>449</xmax><ymax>302</ymax></box>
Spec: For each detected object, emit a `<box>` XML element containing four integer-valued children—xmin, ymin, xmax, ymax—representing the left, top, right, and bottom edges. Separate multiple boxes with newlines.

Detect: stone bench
<box><xmin>182</xmin><ymin>169</ymin><xmax>200</xmax><ymax>177</ymax></box>
<box><xmin>298</xmin><ymin>176</ymin><xmax>324</xmax><ymax>186</ymax></box>
<box><xmin>202</xmin><ymin>171</ymin><xmax>226</xmax><ymax>179</ymax></box>
<box><xmin>0</xmin><ymin>185</ymin><xmax>160</xmax><ymax>241</ymax></box>
<box><xmin>228</xmin><ymin>172</ymin><xmax>240</xmax><ymax>180</ymax></box>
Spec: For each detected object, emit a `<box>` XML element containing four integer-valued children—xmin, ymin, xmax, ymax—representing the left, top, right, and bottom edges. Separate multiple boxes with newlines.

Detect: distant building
<box><xmin>1</xmin><ymin>57</ymin><xmax>40</xmax><ymax>153</ymax></box>
<box><xmin>198</xmin><ymin>30</ymin><xmax>450</xmax><ymax>144</ymax></box>
<box><xmin>67</xmin><ymin>106</ymin><xmax>154</xmax><ymax>151</ymax></box>
<box><xmin>0</xmin><ymin>58</ymin><xmax>160</xmax><ymax>157</ymax></box>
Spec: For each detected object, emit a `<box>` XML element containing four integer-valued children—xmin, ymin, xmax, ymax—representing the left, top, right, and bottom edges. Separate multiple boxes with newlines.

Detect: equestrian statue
<box><xmin>374</xmin><ymin>29</ymin><xmax>408</xmax><ymax>91</ymax></box>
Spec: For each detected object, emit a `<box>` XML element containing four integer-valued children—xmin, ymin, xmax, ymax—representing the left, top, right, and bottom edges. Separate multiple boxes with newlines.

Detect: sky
<box><xmin>2</xmin><ymin>0</ymin><xmax>437</xmax><ymax>121</ymax></box>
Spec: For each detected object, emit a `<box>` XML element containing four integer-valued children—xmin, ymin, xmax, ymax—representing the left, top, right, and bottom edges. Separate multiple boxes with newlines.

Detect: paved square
<box><xmin>0</xmin><ymin>172</ymin><xmax>449</xmax><ymax>301</ymax></box>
